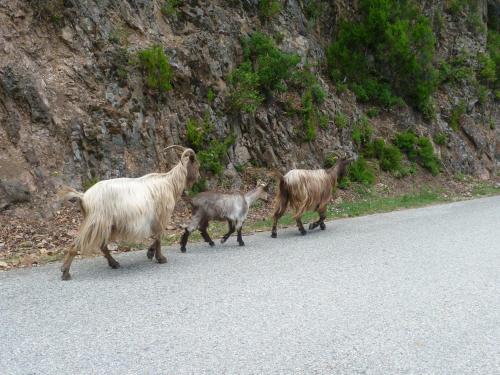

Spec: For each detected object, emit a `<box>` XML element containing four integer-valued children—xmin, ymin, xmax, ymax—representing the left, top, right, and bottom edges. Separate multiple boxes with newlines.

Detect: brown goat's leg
<box><xmin>101</xmin><ymin>244</ymin><xmax>120</xmax><ymax>269</ymax></box>
<box><xmin>271</xmin><ymin>205</ymin><xmax>287</xmax><ymax>238</ymax></box>
<box><xmin>221</xmin><ymin>220</ymin><xmax>235</xmax><ymax>243</ymax></box>
<box><xmin>296</xmin><ymin>217</ymin><xmax>307</xmax><ymax>235</ymax></box>
<box><xmin>60</xmin><ymin>245</ymin><xmax>77</xmax><ymax>281</ymax></box>
<box><xmin>309</xmin><ymin>206</ymin><xmax>327</xmax><ymax>231</ymax></box>
<box><xmin>147</xmin><ymin>241</ymin><xmax>156</xmax><ymax>259</ymax></box>
<box><xmin>153</xmin><ymin>238</ymin><xmax>167</xmax><ymax>263</ymax></box>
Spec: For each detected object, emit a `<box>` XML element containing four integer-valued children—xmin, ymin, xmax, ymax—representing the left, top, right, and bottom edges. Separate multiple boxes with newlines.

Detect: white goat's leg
<box><xmin>61</xmin><ymin>244</ymin><xmax>78</xmax><ymax>281</ymax></box>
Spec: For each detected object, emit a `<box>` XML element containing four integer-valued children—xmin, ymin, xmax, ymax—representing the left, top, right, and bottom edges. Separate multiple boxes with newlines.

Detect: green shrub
<box><xmin>338</xmin><ymin>176</ymin><xmax>351</xmax><ymax>189</ymax></box>
<box><xmin>434</xmin><ymin>132</ymin><xmax>448</xmax><ymax>145</ymax></box>
<box><xmin>324</xmin><ymin>154</ymin><xmax>337</xmax><ymax>168</ymax></box>
<box><xmin>417</xmin><ymin>137</ymin><xmax>441</xmax><ymax>175</ymax></box>
<box><xmin>393</xmin><ymin>163</ymin><xmax>417</xmax><ymax>179</ymax></box>
<box><xmin>486</xmin><ymin>30</ymin><xmax>500</xmax><ymax>93</ymax></box>
<box><xmin>259</xmin><ymin>0</ymin><xmax>282</xmax><ymax>19</ymax></box>
<box><xmin>311</xmin><ymin>84</ymin><xmax>326</xmax><ymax>105</ymax></box>
<box><xmin>207</xmin><ymin>88</ymin><xmax>215</xmax><ymax>103</ymax></box>
<box><xmin>366</xmin><ymin>108</ymin><xmax>380</xmax><ymax>118</ymax></box>
<box><xmin>319</xmin><ymin>114</ymin><xmax>329</xmax><ymax>129</ymax></box>
<box><xmin>188</xmin><ymin>179</ymin><xmax>207</xmax><ymax>196</ymax></box>
<box><xmin>352</xmin><ymin>117</ymin><xmax>373</xmax><ymax>148</ymax></box>
<box><xmin>394</xmin><ymin>131</ymin><xmax>440</xmax><ymax>175</ymax></box>
<box><xmin>394</xmin><ymin>131</ymin><xmax>418</xmax><ymax>160</ymax></box>
<box><xmin>184</xmin><ymin>115</ymin><xmax>234</xmax><ymax>175</ymax></box>
<box><xmin>348</xmin><ymin>157</ymin><xmax>375</xmax><ymax>185</ymax></box>
<box><xmin>449</xmin><ymin>101</ymin><xmax>466</xmax><ymax>131</ymax></box>
<box><xmin>334</xmin><ymin>112</ymin><xmax>349</xmax><ymax>128</ymax></box>
<box><xmin>82</xmin><ymin>177</ymin><xmax>99</xmax><ymax>192</ymax></box>
<box><xmin>327</xmin><ymin>0</ymin><xmax>438</xmax><ymax>112</ymax></box>
<box><xmin>137</xmin><ymin>45</ymin><xmax>173</xmax><ymax>92</ymax></box>
<box><xmin>161</xmin><ymin>0</ymin><xmax>181</xmax><ymax>17</ymax></box>
<box><xmin>364</xmin><ymin>139</ymin><xmax>402</xmax><ymax>173</ymax></box>
<box><xmin>228</xmin><ymin>63</ymin><xmax>263</xmax><ymax>113</ymax></box>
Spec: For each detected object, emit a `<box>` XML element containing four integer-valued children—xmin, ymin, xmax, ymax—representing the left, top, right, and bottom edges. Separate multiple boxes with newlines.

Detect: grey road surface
<box><xmin>1</xmin><ymin>196</ymin><xmax>499</xmax><ymax>375</ymax></box>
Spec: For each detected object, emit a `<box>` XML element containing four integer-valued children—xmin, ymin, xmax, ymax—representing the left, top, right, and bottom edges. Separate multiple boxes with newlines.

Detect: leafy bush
<box><xmin>352</xmin><ymin>117</ymin><xmax>373</xmax><ymax>148</ymax></box>
<box><xmin>324</xmin><ymin>154</ymin><xmax>337</xmax><ymax>168</ymax></box>
<box><xmin>417</xmin><ymin>137</ymin><xmax>441</xmax><ymax>175</ymax></box>
<box><xmin>319</xmin><ymin>114</ymin><xmax>329</xmax><ymax>129</ymax></box>
<box><xmin>348</xmin><ymin>157</ymin><xmax>375</xmax><ymax>185</ymax></box>
<box><xmin>184</xmin><ymin>115</ymin><xmax>234</xmax><ymax>175</ymax></box>
<box><xmin>434</xmin><ymin>132</ymin><xmax>448</xmax><ymax>145</ymax></box>
<box><xmin>161</xmin><ymin>0</ymin><xmax>181</xmax><ymax>17</ymax></box>
<box><xmin>188</xmin><ymin>179</ymin><xmax>207</xmax><ymax>196</ymax></box>
<box><xmin>136</xmin><ymin>45</ymin><xmax>173</xmax><ymax>92</ymax></box>
<box><xmin>394</xmin><ymin>131</ymin><xmax>418</xmax><ymax>160</ymax></box>
<box><xmin>230</xmin><ymin>32</ymin><xmax>325</xmax><ymax>141</ymax></box>
<box><xmin>364</xmin><ymin>138</ymin><xmax>402</xmax><ymax>173</ymax></box>
<box><xmin>259</xmin><ymin>0</ymin><xmax>282</xmax><ymax>18</ymax></box>
<box><xmin>327</xmin><ymin>0</ymin><xmax>438</xmax><ymax>113</ymax></box>
<box><xmin>207</xmin><ymin>88</ymin><xmax>215</xmax><ymax>103</ymax></box>
<box><xmin>334</xmin><ymin>112</ymin><xmax>349</xmax><ymax>128</ymax></box>
<box><xmin>394</xmin><ymin>131</ymin><xmax>440</xmax><ymax>175</ymax></box>
<box><xmin>486</xmin><ymin>30</ymin><xmax>500</xmax><ymax>95</ymax></box>
<box><xmin>449</xmin><ymin>101</ymin><xmax>466</xmax><ymax>131</ymax></box>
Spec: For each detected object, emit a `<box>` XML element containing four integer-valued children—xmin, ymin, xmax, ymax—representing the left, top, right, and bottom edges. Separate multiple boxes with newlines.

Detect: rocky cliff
<box><xmin>0</xmin><ymin>0</ymin><xmax>499</xmax><ymax>212</ymax></box>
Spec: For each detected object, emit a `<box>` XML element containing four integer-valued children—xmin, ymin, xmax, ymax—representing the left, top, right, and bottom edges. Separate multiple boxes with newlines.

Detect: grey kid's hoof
<box><xmin>209</xmin><ymin>241</ymin><xmax>215</xmax><ymax>247</ymax></box>
<box><xmin>271</xmin><ymin>233</ymin><xmax>277</xmax><ymax>238</ymax></box>
<box><xmin>320</xmin><ymin>222</ymin><xmax>326</xmax><ymax>230</ymax></box>
<box><xmin>180</xmin><ymin>246</ymin><xmax>187</xmax><ymax>253</ymax></box>
<box><xmin>238</xmin><ymin>241</ymin><xmax>245</xmax><ymax>246</ymax></box>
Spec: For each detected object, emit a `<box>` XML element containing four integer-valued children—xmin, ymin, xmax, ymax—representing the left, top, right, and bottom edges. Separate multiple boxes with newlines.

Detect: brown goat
<box><xmin>271</xmin><ymin>158</ymin><xmax>350</xmax><ymax>237</ymax></box>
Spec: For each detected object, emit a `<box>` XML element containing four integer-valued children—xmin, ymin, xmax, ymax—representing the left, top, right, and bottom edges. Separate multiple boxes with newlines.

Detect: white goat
<box><xmin>59</xmin><ymin>145</ymin><xmax>199</xmax><ymax>280</ymax></box>
<box><xmin>179</xmin><ymin>182</ymin><xmax>269</xmax><ymax>252</ymax></box>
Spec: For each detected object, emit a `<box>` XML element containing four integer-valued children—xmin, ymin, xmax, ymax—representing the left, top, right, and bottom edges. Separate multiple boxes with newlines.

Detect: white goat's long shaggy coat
<box><xmin>65</xmin><ymin>163</ymin><xmax>188</xmax><ymax>255</ymax></box>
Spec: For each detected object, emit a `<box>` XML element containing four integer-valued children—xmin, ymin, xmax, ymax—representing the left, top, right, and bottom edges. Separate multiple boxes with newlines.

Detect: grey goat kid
<box><xmin>179</xmin><ymin>182</ymin><xmax>269</xmax><ymax>252</ymax></box>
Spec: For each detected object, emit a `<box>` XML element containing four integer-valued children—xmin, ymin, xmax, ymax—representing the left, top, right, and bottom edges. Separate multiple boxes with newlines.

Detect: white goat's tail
<box><xmin>75</xmin><ymin>215</ymin><xmax>112</xmax><ymax>255</ymax></box>
<box><xmin>58</xmin><ymin>186</ymin><xmax>84</xmax><ymax>201</ymax></box>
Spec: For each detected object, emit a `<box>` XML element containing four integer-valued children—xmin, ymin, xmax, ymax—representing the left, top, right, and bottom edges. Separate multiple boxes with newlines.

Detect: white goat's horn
<box><xmin>164</xmin><ymin>145</ymin><xmax>187</xmax><ymax>153</ymax></box>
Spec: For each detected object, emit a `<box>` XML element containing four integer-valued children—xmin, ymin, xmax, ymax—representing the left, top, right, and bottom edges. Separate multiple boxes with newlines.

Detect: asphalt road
<box><xmin>1</xmin><ymin>196</ymin><xmax>499</xmax><ymax>374</ymax></box>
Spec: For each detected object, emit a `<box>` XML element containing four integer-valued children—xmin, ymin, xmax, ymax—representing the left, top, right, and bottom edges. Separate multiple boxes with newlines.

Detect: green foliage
<box><xmin>303</xmin><ymin>0</ymin><xmax>327</xmax><ymax>23</ymax></box>
<box><xmin>229</xmin><ymin>32</ymin><xmax>301</xmax><ymax>113</ymax></box>
<box><xmin>136</xmin><ymin>45</ymin><xmax>173</xmax><ymax>92</ymax></box>
<box><xmin>434</xmin><ymin>132</ymin><xmax>448</xmax><ymax>145</ymax></box>
<box><xmin>394</xmin><ymin>131</ymin><xmax>441</xmax><ymax>175</ymax></box>
<box><xmin>228</xmin><ymin>62</ymin><xmax>263</xmax><ymax>113</ymax></box>
<box><xmin>417</xmin><ymin>137</ymin><xmax>441</xmax><ymax>175</ymax></box>
<box><xmin>334</xmin><ymin>112</ymin><xmax>349</xmax><ymax>128</ymax></box>
<box><xmin>486</xmin><ymin>30</ymin><xmax>500</xmax><ymax>94</ymax></box>
<box><xmin>393</xmin><ymin>163</ymin><xmax>417</xmax><ymax>178</ymax></box>
<box><xmin>29</xmin><ymin>0</ymin><xmax>65</xmax><ymax>26</ymax></box>
<box><xmin>319</xmin><ymin>114</ymin><xmax>329</xmax><ymax>129</ymax></box>
<box><xmin>348</xmin><ymin>157</ymin><xmax>376</xmax><ymax>186</ymax></box>
<box><xmin>449</xmin><ymin>101</ymin><xmax>466</xmax><ymax>131</ymax></box>
<box><xmin>184</xmin><ymin>115</ymin><xmax>234</xmax><ymax>175</ymax></box>
<box><xmin>352</xmin><ymin>117</ymin><xmax>373</xmax><ymax>148</ymax></box>
<box><xmin>364</xmin><ymin>138</ymin><xmax>403</xmax><ymax>173</ymax></box>
<box><xmin>327</xmin><ymin>0</ymin><xmax>438</xmax><ymax>113</ymax></box>
<box><xmin>230</xmin><ymin>32</ymin><xmax>325</xmax><ymax>141</ymax></box>
<box><xmin>259</xmin><ymin>0</ymin><xmax>282</xmax><ymax>19</ymax></box>
<box><xmin>394</xmin><ymin>131</ymin><xmax>418</xmax><ymax>159</ymax></box>
<box><xmin>188</xmin><ymin>179</ymin><xmax>207</xmax><ymax>196</ymax></box>
<box><xmin>366</xmin><ymin>108</ymin><xmax>380</xmax><ymax>118</ymax></box>
<box><xmin>82</xmin><ymin>177</ymin><xmax>99</xmax><ymax>192</ymax></box>
<box><xmin>324</xmin><ymin>154</ymin><xmax>338</xmax><ymax>168</ymax></box>
<box><xmin>207</xmin><ymin>88</ymin><xmax>215</xmax><ymax>103</ymax></box>
<box><xmin>161</xmin><ymin>0</ymin><xmax>181</xmax><ymax>17</ymax></box>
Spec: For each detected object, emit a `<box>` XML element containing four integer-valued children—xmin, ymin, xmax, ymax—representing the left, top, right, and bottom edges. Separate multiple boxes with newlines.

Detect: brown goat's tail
<box><xmin>58</xmin><ymin>186</ymin><xmax>84</xmax><ymax>202</ymax></box>
<box><xmin>270</xmin><ymin>170</ymin><xmax>288</xmax><ymax>214</ymax></box>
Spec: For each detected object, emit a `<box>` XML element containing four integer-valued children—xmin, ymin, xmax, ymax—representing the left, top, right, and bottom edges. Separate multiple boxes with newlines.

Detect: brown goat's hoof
<box><xmin>61</xmin><ymin>272</ymin><xmax>71</xmax><ymax>281</ymax></box>
<box><xmin>180</xmin><ymin>247</ymin><xmax>186</xmax><ymax>253</ymax></box>
<box><xmin>157</xmin><ymin>256</ymin><xmax>167</xmax><ymax>264</ymax></box>
<box><xmin>308</xmin><ymin>223</ymin><xmax>316</xmax><ymax>230</ymax></box>
<box><xmin>238</xmin><ymin>241</ymin><xmax>245</xmax><ymax>246</ymax></box>
<box><xmin>299</xmin><ymin>230</ymin><xmax>307</xmax><ymax>236</ymax></box>
<box><xmin>109</xmin><ymin>261</ymin><xmax>120</xmax><ymax>269</ymax></box>
<box><xmin>271</xmin><ymin>233</ymin><xmax>277</xmax><ymax>238</ymax></box>
<box><xmin>146</xmin><ymin>247</ymin><xmax>155</xmax><ymax>260</ymax></box>
<box><xmin>320</xmin><ymin>223</ymin><xmax>326</xmax><ymax>230</ymax></box>
<box><xmin>208</xmin><ymin>241</ymin><xmax>215</xmax><ymax>247</ymax></box>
